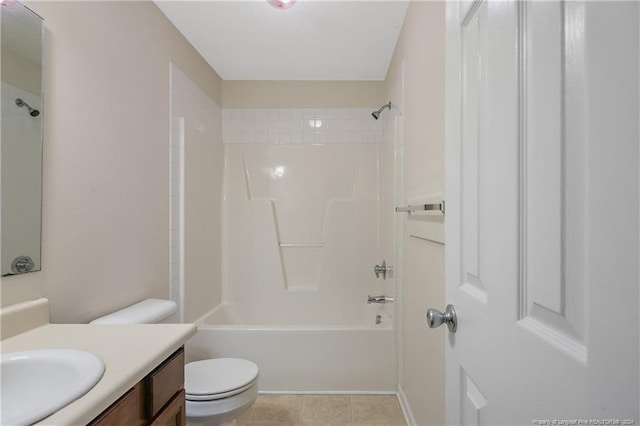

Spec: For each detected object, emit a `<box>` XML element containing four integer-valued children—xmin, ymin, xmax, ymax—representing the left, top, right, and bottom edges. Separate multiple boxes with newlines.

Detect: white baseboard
<box><xmin>397</xmin><ymin>386</ymin><xmax>417</xmax><ymax>426</ymax></box>
<box><xmin>258</xmin><ymin>390</ymin><xmax>397</xmax><ymax>395</ymax></box>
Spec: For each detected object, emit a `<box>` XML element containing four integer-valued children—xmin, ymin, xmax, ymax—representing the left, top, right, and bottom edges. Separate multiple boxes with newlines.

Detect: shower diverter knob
<box><xmin>373</xmin><ymin>260</ymin><xmax>392</xmax><ymax>279</ymax></box>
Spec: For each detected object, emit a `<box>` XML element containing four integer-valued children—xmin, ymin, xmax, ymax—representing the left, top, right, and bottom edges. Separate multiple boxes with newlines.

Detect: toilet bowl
<box><xmin>90</xmin><ymin>299</ymin><xmax>259</xmax><ymax>426</ymax></box>
<box><xmin>185</xmin><ymin>358</ymin><xmax>259</xmax><ymax>426</ymax></box>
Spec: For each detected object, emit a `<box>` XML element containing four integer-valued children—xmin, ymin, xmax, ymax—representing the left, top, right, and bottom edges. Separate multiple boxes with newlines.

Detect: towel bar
<box><xmin>395</xmin><ymin>201</ymin><xmax>445</xmax><ymax>215</ymax></box>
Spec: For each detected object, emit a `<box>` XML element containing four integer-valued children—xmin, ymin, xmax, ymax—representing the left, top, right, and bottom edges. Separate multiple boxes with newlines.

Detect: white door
<box><xmin>444</xmin><ymin>1</ymin><xmax>639</xmax><ymax>424</ymax></box>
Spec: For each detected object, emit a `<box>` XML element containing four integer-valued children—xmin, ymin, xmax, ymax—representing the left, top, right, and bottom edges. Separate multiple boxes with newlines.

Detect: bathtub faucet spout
<box><xmin>367</xmin><ymin>295</ymin><xmax>394</xmax><ymax>304</ymax></box>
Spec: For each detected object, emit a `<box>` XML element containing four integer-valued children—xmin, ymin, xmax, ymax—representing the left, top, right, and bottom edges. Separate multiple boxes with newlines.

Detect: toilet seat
<box><xmin>185</xmin><ymin>358</ymin><xmax>259</xmax><ymax>402</ymax></box>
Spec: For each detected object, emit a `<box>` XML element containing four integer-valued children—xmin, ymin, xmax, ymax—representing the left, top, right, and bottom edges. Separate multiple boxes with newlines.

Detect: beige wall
<box><xmin>1</xmin><ymin>1</ymin><xmax>222</xmax><ymax>323</ymax></box>
<box><xmin>222</xmin><ymin>80</ymin><xmax>384</xmax><ymax>108</ymax></box>
<box><xmin>385</xmin><ymin>1</ymin><xmax>446</xmax><ymax>424</ymax></box>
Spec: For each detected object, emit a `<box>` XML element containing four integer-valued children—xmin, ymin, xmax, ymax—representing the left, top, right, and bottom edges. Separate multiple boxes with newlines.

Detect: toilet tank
<box><xmin>89</xmin><ymin>299</ymin><xmax>178</xmax><ymax>324</ymax></box>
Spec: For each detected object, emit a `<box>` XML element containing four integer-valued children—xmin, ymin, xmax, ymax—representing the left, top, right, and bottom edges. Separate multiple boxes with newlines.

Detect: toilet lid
<box><xmin>185</xmin><ymin>358</ymin><xmax>258</xmax><ymax>399</ymax></box>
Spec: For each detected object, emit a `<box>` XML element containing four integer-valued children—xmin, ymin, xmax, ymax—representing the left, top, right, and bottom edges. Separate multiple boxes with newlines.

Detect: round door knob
<box><xmin>426</xmin><ymin>304</ymin><xmax>457</xmax><ymax>333</ymax></box>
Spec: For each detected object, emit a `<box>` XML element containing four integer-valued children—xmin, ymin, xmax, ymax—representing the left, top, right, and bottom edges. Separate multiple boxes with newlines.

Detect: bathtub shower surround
<box><xmin>223</xmin><ymin>142</ymin><xmax>388</xmax><ymax>323</ymax></box>
<box><xmin>189</xmin><ymin>107</ymin><xmax>397</xmax><ymax>392</ymax></box>
<box><xmin>222</xmin><ymin>106</ymin><xmax>393</xmax><ymax>325</ymax></box>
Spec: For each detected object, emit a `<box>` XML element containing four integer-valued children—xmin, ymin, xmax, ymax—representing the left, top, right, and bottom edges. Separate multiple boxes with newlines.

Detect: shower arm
<box><xmin>371</xmin><ymin>102</ymin><xmax>392</xmax><ymax>120</ymax></box>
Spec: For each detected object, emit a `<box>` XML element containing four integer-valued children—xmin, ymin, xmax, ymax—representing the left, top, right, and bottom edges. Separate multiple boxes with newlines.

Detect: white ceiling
<box><xmin>154</xmin><ymin>1</ymin><xmax>409</xmax><ymax>81</ymax></box>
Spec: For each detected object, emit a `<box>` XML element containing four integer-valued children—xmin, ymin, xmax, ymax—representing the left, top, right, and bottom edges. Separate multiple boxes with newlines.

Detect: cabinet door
<box><xmin>149</xmin><ymin>390</ymin><xmax>186</xmax><ymax>426</ymax></box>
<box><xmin>89</xmin><ymin>383</ymin><xmax>146</xmax><ymax>426</ymax></box>
<box><xmin>145</xmin><ymin>348</ymin><xmax>185</xmax><ymax>418</ymax></box>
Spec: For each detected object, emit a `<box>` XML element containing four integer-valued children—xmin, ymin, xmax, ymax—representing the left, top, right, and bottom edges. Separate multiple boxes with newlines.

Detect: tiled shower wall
<box><xmin>222</xmin><ymin>108</ymin><xmax>386</xmax><ymax>144</ymax></box>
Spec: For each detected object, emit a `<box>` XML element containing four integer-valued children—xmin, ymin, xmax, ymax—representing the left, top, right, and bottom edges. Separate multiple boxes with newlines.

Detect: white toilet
<box><xmin>90</xmin><ymin>299</ymin><xmax>258</xmax><ymax>426</ymax></box>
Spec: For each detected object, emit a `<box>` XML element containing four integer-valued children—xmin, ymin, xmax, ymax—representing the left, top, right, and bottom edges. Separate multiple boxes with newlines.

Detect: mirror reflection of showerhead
<box><xmin>371</xmin><ymin>102</ymin><xmax>392</xmax><ymax>120</ymax></box>
<box><xmin>15</xmin><ymin>98</ymin><xmax>40</xmax><ymax>117</ymax></box>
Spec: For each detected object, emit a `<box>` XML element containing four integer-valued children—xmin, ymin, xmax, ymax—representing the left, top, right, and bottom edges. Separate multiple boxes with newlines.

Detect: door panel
<box><xmin>520</xmin><ymin>1</ymin><xmax>587</xmax><ymax>358</ymax></box>
<box><xmin>461</xmin><ymin>0</ymin><xmax>482</xmax><ymax>298</ymax></box>
<box><xmin>460</xmin><ymin>369</ymin><xmax>488</xmax><ymax>426</ymax></box>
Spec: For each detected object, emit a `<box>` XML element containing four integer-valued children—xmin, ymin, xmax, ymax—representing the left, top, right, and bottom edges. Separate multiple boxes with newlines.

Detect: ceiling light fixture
<box><xmin>267</xmin><ymin>0</ymin><xmax>297</xmax><ymax>10</ymax></box>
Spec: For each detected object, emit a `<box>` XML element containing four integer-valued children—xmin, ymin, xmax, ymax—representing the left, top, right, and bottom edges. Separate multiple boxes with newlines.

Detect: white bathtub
<box><xmin>185</xmin><ymin>304</ymin><xmax>396</xmax><ymax>393</ymax></box>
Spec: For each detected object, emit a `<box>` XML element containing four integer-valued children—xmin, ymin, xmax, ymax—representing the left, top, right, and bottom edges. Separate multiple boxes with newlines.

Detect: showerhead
<box><xmin>371</xmin><ymin>102</ymin><xmax>392</xmax><ymax>120</ymax></box>
<box><xmin>15</xmin><ymin>98</ymin><xmax>40</xmax><ymax>117</ymax></box>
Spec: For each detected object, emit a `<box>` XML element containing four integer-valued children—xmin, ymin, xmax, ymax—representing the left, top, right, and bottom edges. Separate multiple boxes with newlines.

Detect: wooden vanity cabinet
<box><xmin>89</xmin><ymin>347</ymin><xmax>186</xmax><ymax>426</ymax></box>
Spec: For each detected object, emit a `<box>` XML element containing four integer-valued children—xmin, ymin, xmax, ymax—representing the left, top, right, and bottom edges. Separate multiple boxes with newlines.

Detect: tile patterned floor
<box><xmin>237</xmin><ymin>394</ymin><xmax>407</xmax><ymax>426</ymax></box>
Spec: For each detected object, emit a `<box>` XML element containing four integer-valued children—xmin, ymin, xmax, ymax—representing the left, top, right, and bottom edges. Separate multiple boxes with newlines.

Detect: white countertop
<box><xmin>1</xmin><ymin>322</ymin><xmax>197</xmax><ymax>425</ymax></box>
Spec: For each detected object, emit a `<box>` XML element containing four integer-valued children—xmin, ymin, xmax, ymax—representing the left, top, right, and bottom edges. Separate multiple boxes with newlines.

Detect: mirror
<box><xmin>1</xmin><ymin>1</ymin><xmax>44</xmax><ymax>276</ymax></box>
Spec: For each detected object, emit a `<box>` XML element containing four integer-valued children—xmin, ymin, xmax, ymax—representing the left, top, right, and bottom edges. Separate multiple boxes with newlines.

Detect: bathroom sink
<box><xmin>1</xmin><ymin>349</ymin><xmax>105</xmax><ymax>425</ymax></box>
